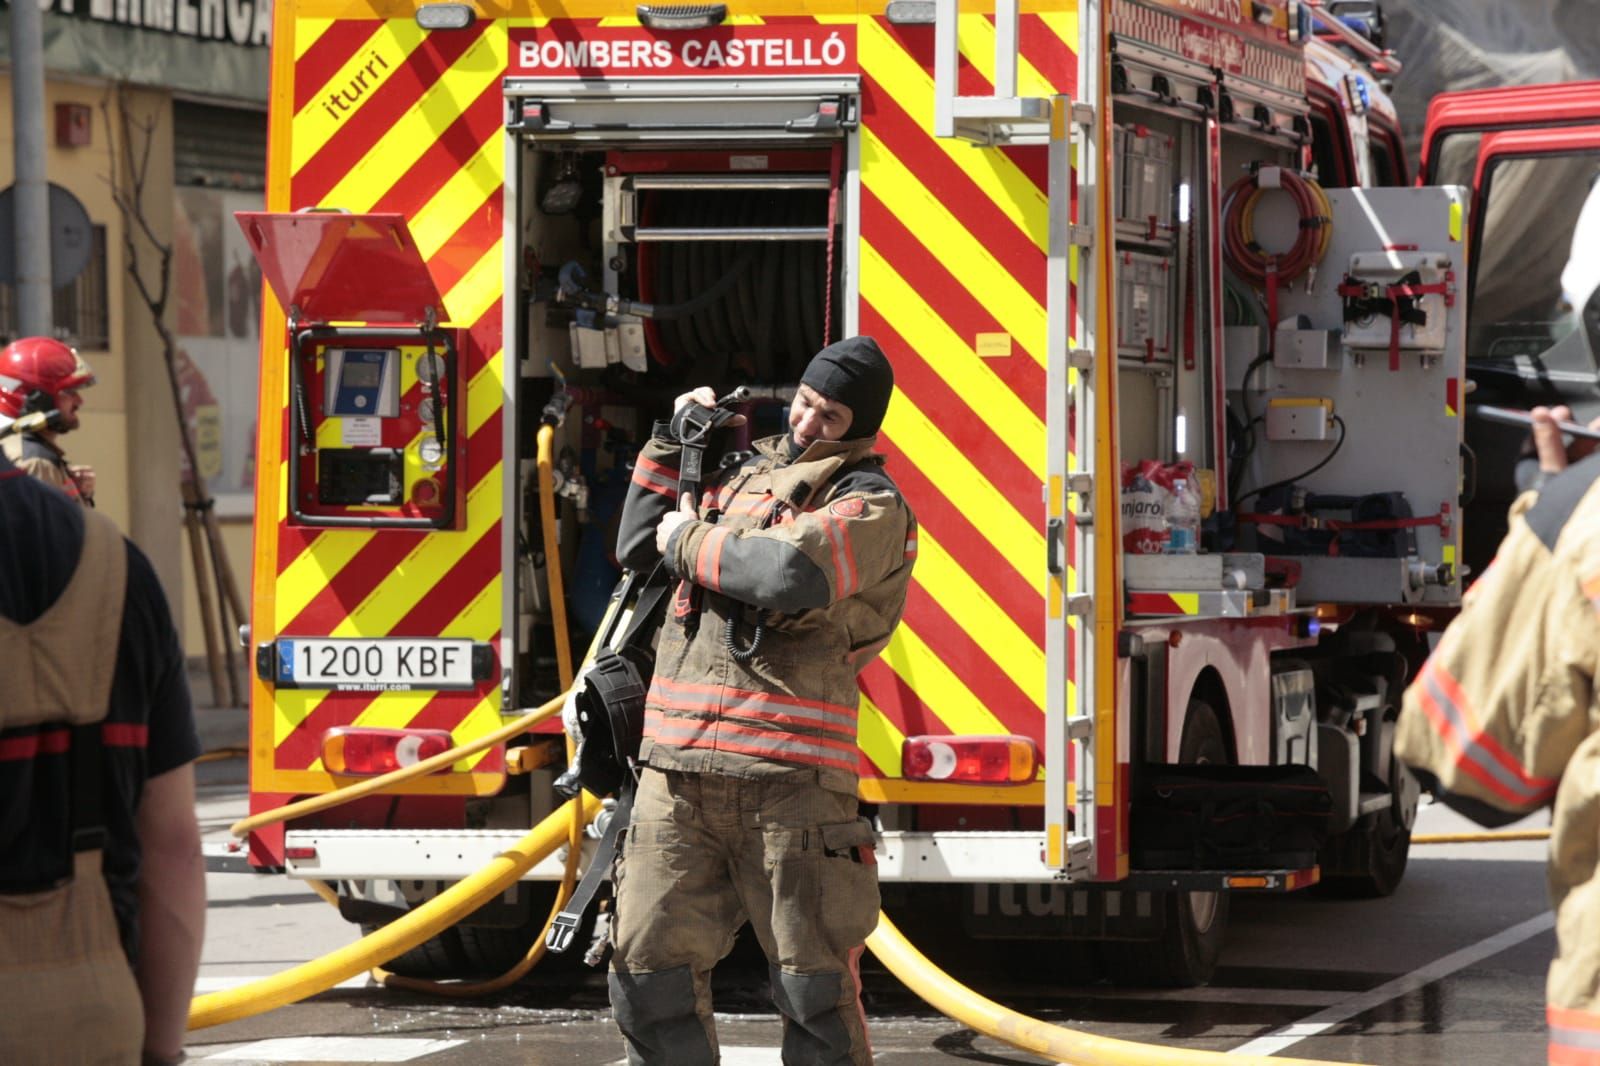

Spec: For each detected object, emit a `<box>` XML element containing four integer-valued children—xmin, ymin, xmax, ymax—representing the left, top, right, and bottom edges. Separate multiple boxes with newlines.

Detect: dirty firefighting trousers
<box><xmin>1547</xmin><ymin>730</ymin><xmax>1600</xmax><ymax>1064</ymax></box>
<box><xmin>0</xmin><ymin>849</ymin><xmax>144</xmax><ymax>1064</ymax></box>
<box><xmin>610</xmin><ymin>767</ymin><xmax>881</xmax><ymax>1066</ymax></box>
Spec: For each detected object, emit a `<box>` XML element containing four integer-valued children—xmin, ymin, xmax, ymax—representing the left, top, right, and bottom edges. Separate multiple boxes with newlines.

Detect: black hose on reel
<box><xmin>639</xmin><ymin>187</ymin><xmax>832</xmax><ymax>381</ymax></box>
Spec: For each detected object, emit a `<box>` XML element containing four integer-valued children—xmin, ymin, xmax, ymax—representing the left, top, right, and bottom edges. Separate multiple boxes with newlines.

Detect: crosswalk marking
<box><xmin>203</xmin><ymin>1036</ymin><xmax>465</xmax><ymax>1062</ymax></box>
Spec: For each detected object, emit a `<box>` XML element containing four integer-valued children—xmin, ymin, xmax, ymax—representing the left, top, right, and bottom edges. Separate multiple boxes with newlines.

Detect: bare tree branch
<box><xmin>100</xmin><ymin>82</ymin><xmax>245</xmax><ymax>706</ymax></box>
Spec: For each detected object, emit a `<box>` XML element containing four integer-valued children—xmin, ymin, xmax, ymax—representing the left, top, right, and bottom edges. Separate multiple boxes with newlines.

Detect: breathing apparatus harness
<box><xmin>667</xmin><ymin>387</ymin><xmax>770</xmax><ymax>661</ymax></box>
<box><xmin>545</xmin><ymin>386</ymin><xmax>751</xmax><ymax>957</ymax></box>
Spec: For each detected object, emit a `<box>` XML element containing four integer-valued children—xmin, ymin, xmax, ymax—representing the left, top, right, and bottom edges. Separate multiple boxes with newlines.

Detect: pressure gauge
<box><xmin>416</xmin><ymin>353</ymin><xmax>444</xmax><ymax>389</ymax></box>
<box><xmin>419</xmin><ymin>436</ymin><xmax>444</xmax><ymax>467</ymax></box>
<box><xmin>417</xmin><ymin>397</ymin><xmax>437</xmax><ymax>426</ymax></box>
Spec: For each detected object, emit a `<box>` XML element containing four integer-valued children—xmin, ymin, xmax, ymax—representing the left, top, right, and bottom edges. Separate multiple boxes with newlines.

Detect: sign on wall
<box><xmin>34</xmin><ymin>0</ymin><xmax>272</xmax><ymax>47</ymax></box>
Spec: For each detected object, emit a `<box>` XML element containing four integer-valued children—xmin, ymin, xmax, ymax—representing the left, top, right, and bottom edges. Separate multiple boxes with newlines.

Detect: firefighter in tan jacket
<box><xmin>1397</xmin><ymin>405</ymin><xmax>1600</xmax><ymax>1065</ymax></box>
<box><xmin>610</xmin><ymin>336</ymin><xmax>916</xmax><ymax>1066</ymax></box>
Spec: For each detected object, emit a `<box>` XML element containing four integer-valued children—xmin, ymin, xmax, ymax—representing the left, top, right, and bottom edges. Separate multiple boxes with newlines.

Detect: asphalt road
<box><xmin>184</xmin><ymin>755</ymin><xmax>1553</xmax><ymax>1066</ymax></box>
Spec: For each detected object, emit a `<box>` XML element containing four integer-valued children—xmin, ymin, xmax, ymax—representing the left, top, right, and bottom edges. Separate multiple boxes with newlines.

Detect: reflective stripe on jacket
<box><xmin>616</xmin><ymin>431</ymin><xmax>915</xmax><ymax>795</ymax></box>
<box><xmin>1396</xmin><ymin>459</ymin><xmax>1600</xmax><ymax>817</ymax></box>
<box><xmin>1549</xmin><ymin>1003</ymin><xmax>1600</xmax><ymax>1064</ymax></box>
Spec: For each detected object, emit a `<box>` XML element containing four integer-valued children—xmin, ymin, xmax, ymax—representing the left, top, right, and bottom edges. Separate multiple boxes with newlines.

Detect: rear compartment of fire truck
<box><xmin>503</xmin><ymin>82</ymin><xmax>851</xmax><ymax>702</ymax></box>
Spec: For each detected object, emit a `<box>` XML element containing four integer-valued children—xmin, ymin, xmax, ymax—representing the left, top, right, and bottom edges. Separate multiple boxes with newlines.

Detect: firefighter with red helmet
<box><xmin>0</xmin><ymin>337</ymin><xmax>97</xmax><ymax>505</ymax></box>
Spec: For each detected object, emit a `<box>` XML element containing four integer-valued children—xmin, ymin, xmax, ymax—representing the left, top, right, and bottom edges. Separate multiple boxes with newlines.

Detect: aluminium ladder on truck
<box><xmin>931</xmin><ymin>0</ymin><xmax>1107</xmax><ymax>880</ymax></box>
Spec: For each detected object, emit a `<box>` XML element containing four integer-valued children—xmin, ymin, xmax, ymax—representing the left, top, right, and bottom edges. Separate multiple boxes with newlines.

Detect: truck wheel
<box><xmin>364</xmin><ymin>920</ymin><xmax>539</xmax><ymax>980</ymax></box>
<box><xmin>1099</xmin><ymin>700</ymin><xmax>1230</xmax><ymax>987</ymax></box>
<box><xmin>1318</xmin><ymin>745</ymin><xmax>1417</xmax><ymax>898</ymax></box>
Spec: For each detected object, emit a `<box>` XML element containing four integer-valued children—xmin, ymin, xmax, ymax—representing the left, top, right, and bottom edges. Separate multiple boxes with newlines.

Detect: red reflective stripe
<box><xmin>834</xmin><ymin>517</ymin><xmax>859</xmax><ymax>595</ymax></box>
<box><xmin>648</xmin><ymin>698</ymin><xmax>856</xmax><ymax>742</ymax></box>
<box><xmin>820</xmin><ymin>516</ymin><xmax>853</xmax><ymax>597</ymax></box>
<box><xmin>1414</xmin><ymin>662</ymin><xmax>1555</xmax><ymax>807</ymax></box>
<box><xmin>0</xmin><ymin>469</ymin><xmax>25</xmax><ymax>482</ymax></box>
<box><xmin>650</xmin><ymin>676</ymin><xmax>857</xmax><ymax>720</ymax></box>
<box><xmin>647</xmin><ymin>714</ymin><xmax>858</xmax><ymax>773</ymax></box>
<box><xmin>1551</xmin><ymin>1006</ymin><xmax>1600</xmax><ymax>1033</ymax></box>
<box><xmin>102</xmin><ymin>722</ymin><xmax>148</xmax><ymax>748</ymax></box>
<box><xmin>697</xmin><ymin>527</ymin><xmax>730</xmax><ymax>590</ymax></box>
<box><xmin>1549</xmin><ymin>1046</ymin><xmax>1600</xmax><ymax>1066</ymax></box>
<box><xmin>1429</xmin><ymin>662</ymin><xmax>1554</xmax><ymax>792</ymax></box>
<box><xmin>636</xmin><ymin>455</ymin><xmax>678</xmax><ymax>480</ymax></box>
<box><xmin>0</xmin><ymin>729</ymin><xmax>71</xmax><ymax>760</ymax></box>
<box><xmin>631</xmin><ymin>471</ymin><xmax>676</xmax><ymax>498</ymax></box>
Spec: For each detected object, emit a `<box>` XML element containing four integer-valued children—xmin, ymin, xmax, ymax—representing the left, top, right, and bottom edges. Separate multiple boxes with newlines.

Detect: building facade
<box><xmin>1</xmin><ymin>0</ymin><xmax>268</xmax><ymax>674</ymax></box>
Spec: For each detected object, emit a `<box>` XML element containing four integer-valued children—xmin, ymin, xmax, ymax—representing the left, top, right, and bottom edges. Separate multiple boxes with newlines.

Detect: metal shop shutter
<box><xmin>174</xmin><ymin>100</ymin><xmax>267</xmax><ymax>190</ymax></box>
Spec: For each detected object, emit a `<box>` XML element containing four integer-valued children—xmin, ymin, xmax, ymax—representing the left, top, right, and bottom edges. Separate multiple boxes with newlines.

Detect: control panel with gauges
<box><xmin>289</xmin><ymin>328</ymin><xmax>463</xmax><ymax>529</ymax></box>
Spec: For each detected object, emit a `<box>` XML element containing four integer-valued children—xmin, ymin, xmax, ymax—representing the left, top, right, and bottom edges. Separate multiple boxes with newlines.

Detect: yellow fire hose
<box><xmin>190</xmin><ymin>793</ymin><xmax>601</xmax><ymax>1029</ymax></box>
<box><xmin>367</xmin><ymin>423</ymin><xmax>585</xmax><ymax>997</ymax></box>
<box><xmin>866</xmin><ymin>912</ymin><xmax>1356</xmax><ymax>1066</ymax></box>
<box><xmin>1413</xmin><ymin>828</ymin><xmax>1549</xmax><ymax>844</ymax></box>
<box><xmin>535</xmin><ymin>422</ymin><xmax>577</xmax><ymax>690</ymax></box>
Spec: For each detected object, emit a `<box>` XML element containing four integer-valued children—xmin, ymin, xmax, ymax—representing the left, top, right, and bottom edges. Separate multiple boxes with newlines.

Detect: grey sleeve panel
<box><xmin>713</xmin><ymin>535</ymin><xmax>832</xmax><ymax>612</ymax></box>
<box><xmin>615</xmin><ymin>439</ymin><xmax>684</xmax><ymax>572</ymax></box>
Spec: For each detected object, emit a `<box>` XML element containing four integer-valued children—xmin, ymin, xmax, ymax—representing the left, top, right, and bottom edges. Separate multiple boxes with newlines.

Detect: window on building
<box><xmin>0</xmin><ymin>223</ymin><xmax>111</xmax><ymax>348</ymax></box>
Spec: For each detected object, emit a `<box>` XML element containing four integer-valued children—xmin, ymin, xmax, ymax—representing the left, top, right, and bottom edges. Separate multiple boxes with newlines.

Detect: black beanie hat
<box><xmin>799</xmin><ymin>336</ymin><xmax>894</xmax><ymax>439</ymax></box>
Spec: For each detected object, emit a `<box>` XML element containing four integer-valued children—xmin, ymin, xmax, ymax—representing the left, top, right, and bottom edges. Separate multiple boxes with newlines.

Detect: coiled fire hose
<box><xmin>1222</xmin><ymin>166</ymin><xmax>1333</xmax><ymax>338</ymax></box>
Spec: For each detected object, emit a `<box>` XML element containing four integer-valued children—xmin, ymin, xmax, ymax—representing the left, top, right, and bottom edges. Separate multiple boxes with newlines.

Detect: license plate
<box><xmin>273</xmin><ymin>638</ymin><xmax>482</xmax><ymax>691</ymax></box>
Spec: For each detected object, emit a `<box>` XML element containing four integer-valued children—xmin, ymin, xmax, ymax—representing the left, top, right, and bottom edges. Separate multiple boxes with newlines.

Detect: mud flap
<box><xmin>1132</xmin><ymin>763</ymin><xmax>1332</xmax><ymax>870</ymax></box>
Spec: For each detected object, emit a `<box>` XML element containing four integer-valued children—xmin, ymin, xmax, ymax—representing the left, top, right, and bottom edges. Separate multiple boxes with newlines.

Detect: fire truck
<box><xmin>237</xmin><ymin>0</ymin><xmax>1463</xmax><ymax>985</ymax></box>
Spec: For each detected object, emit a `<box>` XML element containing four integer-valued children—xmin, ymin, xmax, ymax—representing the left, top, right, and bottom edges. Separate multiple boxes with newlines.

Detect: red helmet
<box><xmin>0</xmin><ymin>337</ymin><xmax>95</xmax><ymax>419</ymax></box>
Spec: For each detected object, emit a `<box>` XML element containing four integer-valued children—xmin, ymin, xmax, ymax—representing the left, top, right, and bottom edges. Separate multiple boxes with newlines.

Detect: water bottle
<box><xmin>1166</xmin><ymin>478</ymin><xmax>1199</xmax><ymax>555</ymax></box>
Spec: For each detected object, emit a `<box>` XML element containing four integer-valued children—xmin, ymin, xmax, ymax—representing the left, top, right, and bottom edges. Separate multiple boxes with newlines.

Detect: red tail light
<box><xmin>901</xmin><ymin>735</ymin><xmax>1038</xmax><ymax>784</ymax></box>
<box><xmin>321</xmin><ymin>727</ymin><xmax>454</xmax><ymax>775</ymax></box>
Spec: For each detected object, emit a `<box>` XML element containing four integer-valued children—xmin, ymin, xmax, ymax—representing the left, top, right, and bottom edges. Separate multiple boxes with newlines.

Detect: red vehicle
<box><xmin>1419</xmin><ymin>83</ymin><xmax>1600</xmax><ymax>572</ymax></box>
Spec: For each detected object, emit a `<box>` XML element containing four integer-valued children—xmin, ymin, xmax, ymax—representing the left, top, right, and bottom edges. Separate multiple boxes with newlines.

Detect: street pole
<box><xmin>11</xmin><ymin>0</ymin><xmax>51</xmax><ymax>335</ymax></box>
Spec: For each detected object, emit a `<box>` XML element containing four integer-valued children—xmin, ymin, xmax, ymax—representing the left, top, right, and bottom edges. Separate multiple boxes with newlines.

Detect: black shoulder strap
<box><xmin>545</xmin><ymin>783</ymin><xmax>633</xmax><ymax>954</ymax></box>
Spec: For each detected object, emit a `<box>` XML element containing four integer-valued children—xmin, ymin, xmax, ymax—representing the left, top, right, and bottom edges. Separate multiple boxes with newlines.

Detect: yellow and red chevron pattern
<box><xmin>250</xmin><ymin>9</ymin><xmax>510</xmax><ymax>801</ymax></box>
<box><xmin>853</xmin><ymin>11</ymin><xmax>1076</xmax><ymax>794</ymax></box>
<box><xmin>249</xmin><ymin>0</ymin><xmax>1080</xmax><ymax>812</ymax></box>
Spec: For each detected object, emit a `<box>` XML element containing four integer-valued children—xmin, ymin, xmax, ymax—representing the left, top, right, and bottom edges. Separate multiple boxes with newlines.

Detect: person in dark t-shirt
<box><xmin>0</xmin><ymin>448</ymin><xmax>206</xmax><ymax>1066</ymax></box>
